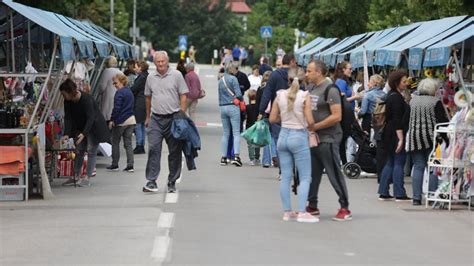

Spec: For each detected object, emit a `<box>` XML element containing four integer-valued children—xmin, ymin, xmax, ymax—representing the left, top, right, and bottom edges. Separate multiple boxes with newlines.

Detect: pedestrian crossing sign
<box><xmin>178</xmin><ymin>35</ymin><xmax>188</xmax><ymax>51</ymax></box>
<box><xmin>260</xmin><ymin>26</ymin><xmax>272</xmax><ymax>39</ymax></box>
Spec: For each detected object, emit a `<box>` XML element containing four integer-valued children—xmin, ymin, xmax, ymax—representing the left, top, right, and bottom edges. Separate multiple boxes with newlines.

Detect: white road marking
<box><xmin>205</xmin><ymin>74</ymin><xmax>216</xmax><ymax>78</ymax></box>
<box><xmin>196</xmin><ymin>67</ymin><xmax>200</xmax><ymax>75</ymax></box>
<box><xmin>157</xmin><ymin>212</ymin><xmax>175</xmax><ymax>229</ymax></box>
<box><xmin>165</xmin><ymin>192</ymin><xmax>179</xmax><ymax>203</ymax></box>
<box><xmin>206</xmin><ymin>122</ymin><xmax>223</xmax><ymax>127</ymax></box>
<box><xmin>150</xmin><ymin>235</ymin><xmax>171</xmax><ymax>262</ymax></box>
<box><xmin>344</xmin><ymin>252</ymin><xmax>356</xmax><ymax>256</ymax></box>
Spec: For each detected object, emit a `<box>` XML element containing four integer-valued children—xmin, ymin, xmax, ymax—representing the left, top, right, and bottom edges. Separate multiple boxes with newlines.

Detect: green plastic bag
<box><xmin>241</xmin><ymin>120</ymin><xmax>272</xmax><ymax>147</ymax></box>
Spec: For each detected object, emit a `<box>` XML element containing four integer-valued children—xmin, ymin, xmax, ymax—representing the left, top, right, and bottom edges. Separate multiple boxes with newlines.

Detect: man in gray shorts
<box><xmin>143</xmin><ymin>51</ymin><xmax>189</xmax><ymax>193</ymax></box>
<box><xmin>305</xmin><ymin>60</ymin><xmax>352</xmax><ymax>221</ymax></box>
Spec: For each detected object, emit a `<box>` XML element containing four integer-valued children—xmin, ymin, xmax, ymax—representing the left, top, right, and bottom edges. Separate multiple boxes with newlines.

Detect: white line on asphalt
<box><xmin>205</xmin><ymin>74</ymin><xmax>215</xmax><ymax>78</ymax></box>
<box><xmin>165</xmin><ymin>192</ymin><xmax>179</xmax><ymax>203</ymax></box>
<box><xmin>157</xmin><ymin>212</ymin><xmax>175</xmax><ymax>229</ymax></box>
<box><xmin>196</xmin><ymin>67</ymin><xmax>200</xmax><ymax>75</ymax></box>
<box><xmin>150</xmin><ymin>235</ymin><xmax>171</xmax><ymax>262</ymax></box>
<box><xmin>206</xmin><ymin>122</ymin><xmax>223</xmax><ymax>127</ymax></box>
<box><xmin>344</xmin><ymin>252</ymin><xmax>356</xmax><ymax>256</ymax></box>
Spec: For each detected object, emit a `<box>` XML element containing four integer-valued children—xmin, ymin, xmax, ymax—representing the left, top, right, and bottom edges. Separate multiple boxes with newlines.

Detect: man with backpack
<box><xmin>305</xmin><ymin>60</ymin><xmax>352</xmax><ymax>221</ymax></box>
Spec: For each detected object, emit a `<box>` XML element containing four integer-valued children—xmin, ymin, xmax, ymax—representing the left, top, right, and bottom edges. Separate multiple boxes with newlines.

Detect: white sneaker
<box><xmin>296</xmin><ymin>212</ymin><xmax>320</xmax><ymax>223</ymax></box>
<box><xmin>249</xmin><ymin>160</ymin><xmax>256</xmax><ymax>166</ymax></box>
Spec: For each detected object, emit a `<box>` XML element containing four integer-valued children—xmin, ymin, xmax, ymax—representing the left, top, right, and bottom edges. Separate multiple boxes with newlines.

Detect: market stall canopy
<box><xmin>374</xmin><ymin>16</ymin><xmax>467</xmax><ymax>66</ymax></box>
<box><xmin>315</xmin><ymin>32</ymin><xmax>370</xmax><ymax>67</ymax></box>
<box><xmin>295</xmin><ymin>37</ymin><xmax>324</xmax><ymax>63</ymax></box>
<box><xmin>423</xmin><ymin>23</ymin><xmax>474</xmax><ymax>67</ymax></box>
<box><xmin>1</xmin><ymin>0</ymin><xmax>135</xmax><ymax>61</ymax></box>
<box><xmin>409</xmin><ymin>17</ymin><xmax>474</xmax><ymax>70</ymax></box>
<box><xmin>300</xmin><ymin>38</ymin><xmax>338</xmax><ymax>66</ymax></box>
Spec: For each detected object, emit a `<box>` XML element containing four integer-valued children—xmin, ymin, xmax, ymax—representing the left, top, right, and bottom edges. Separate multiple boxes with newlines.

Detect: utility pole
<box><xmin>133</xmin><ymin>0</ymin><xmax>136</xmax><ymax>46</ymax></box>
<box><xmin>110</xmin><ymin>0</ymin><xmax>114</xmax><ymax>35</ymax></box>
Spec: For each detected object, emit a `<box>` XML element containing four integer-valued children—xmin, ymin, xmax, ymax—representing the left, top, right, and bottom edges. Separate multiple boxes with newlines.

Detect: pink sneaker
<box><xmin>333</xmin><ymin>208</ymin><xmax>352</xmax><ymax>221</ymax></box>
<box><xmin>296</xmin><ymin>212</ymin><xmax>319</xmax><ymax>223</ymax></box>
<box><xmin>282</xmin><ymin>211</ymin><xmax>298</xmax><ymax>221</ymax></box>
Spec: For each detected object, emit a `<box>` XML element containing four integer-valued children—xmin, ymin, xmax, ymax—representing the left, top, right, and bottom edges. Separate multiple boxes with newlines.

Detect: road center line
<box><xmin>157</xmin><ymin>212</ymin><xmax>175</xmax><ymax>229</ymax></box>
<box><xmin>150</xmin><ymin>235</ymin><xmax>171</xmax><ymax>262</ymax></box>
<box><xmin>165</xmin><ymin>192</ymin><xmax>179</xmax><ymax>203</ymax></box>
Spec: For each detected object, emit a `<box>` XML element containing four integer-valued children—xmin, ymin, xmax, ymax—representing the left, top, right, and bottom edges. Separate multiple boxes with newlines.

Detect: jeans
<box><xmin>247</xmin><ymin>144</ymin><xmax>260</xmax><ymax>161</ymax></box>
<box><xmin>262</xmin><ymin>138</ymin><xmax>277</xmax><ymax>166</ymax></box>
<box><xmin>186</xmin><ymin>99</ymin><xmax>198</xmax><ymax>121</ymax></box>
<box><xmin>277</xmin><ymin>128</ymin><xmax>312</xmax><ymax>212</ymax></box>
<box><xmin>308</xmin><ymin>142</ymin><xmax>349</xmax><ymax>209</ymax></box>
<box><xmin>112</xmin><ymin>125</ymin><xmax>134</xmax><ymax>167</ymax></box>
<box><xmin>411</xmin><ymin>149</ymin><xmax>439</xmax><ymax>200</ymax></box>
<box><xmin>135</xmin><ymin>122</ymin><xmax>146</xmax><ymax>146</ymax></box>
<box><xmin>378</xmin><ymin>150</ymin><xmax>408</xmax><ymax>198</ymax></box>
<box><xmin>146</xmin><ymin>113</ymin><xmax>183</xmax><ymax>184</ymax></box>
<box><xmin>220</xmin><ymin>105</ymin><xmax>241</xmax><ymax>156</ymax></box>
<box><xmin>74</xmin><ymin>134</ymin><xmax>99</xmax><ymax>178</ymax></box>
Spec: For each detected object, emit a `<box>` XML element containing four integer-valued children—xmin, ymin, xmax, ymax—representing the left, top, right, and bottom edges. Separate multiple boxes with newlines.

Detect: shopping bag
<box><xmin>241</xmin><ymin>120</ymin><xmax>271</xmax><ymax>147</ymax></box>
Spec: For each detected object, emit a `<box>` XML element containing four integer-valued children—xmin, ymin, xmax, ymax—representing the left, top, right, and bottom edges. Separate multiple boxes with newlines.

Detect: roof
<box><xmin>229</xmin><ymin>1</ymin><xmax>251</xmax><ymax>13</ymax></box>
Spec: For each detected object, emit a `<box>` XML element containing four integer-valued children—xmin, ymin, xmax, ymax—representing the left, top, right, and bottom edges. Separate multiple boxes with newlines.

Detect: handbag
<box><xmin>223</xmin><ymin>77</ymin><xmax>246</xmax><ymax>112</ymax></box>
<box><xmin>198</xmin><ymin>89</ymin><xmax>206</xmax><ymax>99</ymax></box>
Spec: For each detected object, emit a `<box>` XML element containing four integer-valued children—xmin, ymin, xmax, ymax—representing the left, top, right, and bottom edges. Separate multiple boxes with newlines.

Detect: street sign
<box><xmin>178</xmin><ymin>35</ymin><xmax>187</xmax><ymax>51</ymax></box>
<box><xmin>260</xmin><ymin>26</ymin><xmax>272</xmax><ymax>39</ymax></box>
<box><xmin>299</xmin><ymin>31</ymin><xmax>307</xmax><ymax>38</ymax></box>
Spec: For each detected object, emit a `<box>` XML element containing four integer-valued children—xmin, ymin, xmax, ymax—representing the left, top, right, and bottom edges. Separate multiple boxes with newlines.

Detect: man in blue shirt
<box><xmin>232</xmin><ymin>45</ymin><xmax>241</xmax><ymax>62</ymax></box>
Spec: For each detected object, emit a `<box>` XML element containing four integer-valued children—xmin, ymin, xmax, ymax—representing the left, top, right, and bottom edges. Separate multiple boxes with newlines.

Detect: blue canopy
<box><xmin>295</xmin><ymin>37</ymin><xmax>324</xmax><ymax>64</ymax></box>
<box><xmin>300</xmin><ymin>38</ymin><xmax>338</xmax><ymax>66</ymax></box>
<box><xmin>340</xmin><ymin>28</ymin><xmax>397</xmax><ymax>68</ymax></box>
<box><xmin>2</xmin><ymin>0</ymin><xmax>134</xmax><ymax>61</ymax></box>
<box><xmin>423</xmin><ymin>24</ymin><xmax>474</xmax><ymax>67</ymax></box>
<box><xmin>374</xmin><ymin>16</ymin><xmax>467</xmax><ymax>66</ymax></box>
<box><xmin>408</xmin><ymin>17</ymin><xmax>474</xmax><ymax>70</ymax></box>
<box><xmin>315</xmin><ymin>33</ymin><xmax>369</xmax><ymax>67</ymax></box>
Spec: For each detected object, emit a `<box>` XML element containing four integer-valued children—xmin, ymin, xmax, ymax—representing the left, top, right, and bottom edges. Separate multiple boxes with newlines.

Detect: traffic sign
<box><xmin>178</xmin><ymin>35</ymin><xmax>188</xmax><ymax>51</ymax></box>
<box><xmin>260</xmin><ymin>26</ymin><xmax>272</xmax><ymax>39</ymax></box>
<box><xmin>299</xmin><ymin>31</ymin><xmax>307</xmax><ymax>38</ymax></box>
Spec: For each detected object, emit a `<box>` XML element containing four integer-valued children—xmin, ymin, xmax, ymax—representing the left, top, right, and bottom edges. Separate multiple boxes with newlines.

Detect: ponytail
<box><xmin>287</xmin><ymin>77</ymin><xmax>300</xmax><ymax>112</ymax></box>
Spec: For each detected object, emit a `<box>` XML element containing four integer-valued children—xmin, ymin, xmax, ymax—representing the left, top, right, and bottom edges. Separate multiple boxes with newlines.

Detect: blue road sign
<box><xmin>299</xmin><ymin>31</ymin><xmax>307</xmax><ymax>38</ymax></box>
<box><xmin>260</xmin><ymin>26</ymin><xmax>272</xmax><ymax>39</ymax></box>
<box><xmin>178</xmin><ymin>35</ymin><xmax>188</xmax><ymax>51</ymax></box>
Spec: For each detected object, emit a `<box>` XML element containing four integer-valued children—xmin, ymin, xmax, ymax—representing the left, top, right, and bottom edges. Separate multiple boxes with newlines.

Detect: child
<box><xmin>245</xmin><ymin>90</ymin><xmax>260</xmax><ymax>165</ymax></box>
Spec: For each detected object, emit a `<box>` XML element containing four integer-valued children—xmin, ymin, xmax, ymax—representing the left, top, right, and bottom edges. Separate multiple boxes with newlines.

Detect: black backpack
<box><xmin>324</xmin><ymin>84</ymin><xmax>355</xmax><ymax>137</ymax></box>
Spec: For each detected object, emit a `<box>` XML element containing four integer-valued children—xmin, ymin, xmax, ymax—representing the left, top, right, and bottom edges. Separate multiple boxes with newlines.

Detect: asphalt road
<box><xmin>0</xmin><ymin>64</ymin><xmax>472</xmax><ymax>266</ymax></box>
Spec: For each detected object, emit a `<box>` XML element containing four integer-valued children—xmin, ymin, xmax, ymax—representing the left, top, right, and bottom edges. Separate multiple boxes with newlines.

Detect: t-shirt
<box><xmin>144</xmin><ymin>68</ymin><xmax>189</xmax><ymax>115</ymax></box>
<box><xmin>276</xmin><ymin>89</ymin><xmax>308</xmax><ymax>130</ymax></box>
<box><xmin>307</xmin><ymin>80</ymin><xmax>342</xmax><ymax>143</ymax></box>
<box><xmin>248</xmin><ymin>74</ymin><xmax>262</xmax><ymax>91</ymax></box>
<box><xmin>335</xmin><ymin>78</ymin><xmax>355</xmax><ymax>109</ymax></box>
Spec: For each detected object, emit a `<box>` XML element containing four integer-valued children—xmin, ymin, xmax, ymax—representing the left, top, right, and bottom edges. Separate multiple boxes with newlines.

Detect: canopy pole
<box><xmin>27</xmin><ymin>37</ymin><xmax>58</xmax><ymax>131</ymax></box>
<box><xmin>10</xmin><ymin>8</ymin><xmax>15</xmax><ymax>72</ymax></box>
<box><xmin>452</xmin><ymin>50</ymin><xmax>469</xmax><ymax>101</ymax></box>
<box><xmin>28</xmin><ymin>20</ymin><xmax>31</xmax><ymax>62</ymax></box>
<box><xmin>460</xmin><ymin>41</ymin><xmax>465</xmax><ymax>74</ymax></box>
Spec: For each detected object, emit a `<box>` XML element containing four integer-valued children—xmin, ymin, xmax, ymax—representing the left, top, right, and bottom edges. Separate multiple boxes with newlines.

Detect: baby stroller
<box><xmin>343</xmin><ymin>122</ymin><xmax>377</xmax><ymax>179</ymax></box>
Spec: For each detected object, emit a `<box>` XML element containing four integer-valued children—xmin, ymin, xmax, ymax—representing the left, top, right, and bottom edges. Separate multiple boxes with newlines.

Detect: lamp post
<box><xmin>110</xmin><ymin>0</ymin><xmax>114</xmax><ymax>35</ymax></box>
<box><xmin>133</xmin><ymin>0</ymin><xmax>136</xmax><ymax>46</ymax></box>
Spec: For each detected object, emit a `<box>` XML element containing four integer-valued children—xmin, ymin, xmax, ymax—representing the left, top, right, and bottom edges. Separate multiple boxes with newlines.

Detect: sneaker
<box><xmin>333</xmin><ymin>208</ymin><xmax>352</xmax><ymax>221</ymax></box>
<box><xmin>395</xmin><ymin>196</ymin><xmax>412</xmax><ymax>202</ymax></box>
<box><xmin>220</xmin><ymin>157</ymin><xmax>228</xmax><ymax>166</ymax></box>
<box><xmin>167</xmin><ymin>182</ymin><xmax>176</xmax><ymax>193</ymax></box>
<box><xmin>262</xmin><ymin>164</ymin><xmax>270</xmax><ymax>168</ymax></box>
<box><xmin>305</xmin><ymin>206</ymin><xmax>320</xmax><ymax>216</ymax></box>
<box><xmin>123</xmin><ymin>166</ymin><xmax>134</xmax><ymax>173</ymax></box>
<box><xmin>297</xmin><ymin>212</ymin><xmax>320</xmax><ymax>223</ymax></box>
<box><xmin>62</xmin><ymin>177</ymin><xmax>78</xmax><ymax>186</ymax></box>
<box><xmin>77</xmin><ymin>178</ymin><xmax>90</xmax><ymax>187</ymax></box>
<box><xmin>134</xmin><ymin>145</ymin><xmax>146</xmax><ymax>154</ymax></box>
<box><xmin>249</xmin><ymin>160</ymin><xmax>256</xmax><ymax>166</ymax></box>
<box><xmin>253</xmin><ymin>159</ymin><xmax>260</xmax><ymax>165</ymax></box>
<box><xmin>272</xmin><ymin>157</ymin><xmax>279</xmax><ymax>168</ymax></box>
<box><xmin>413</xmin><ymin>199</ymin><xmax>422</xmax><ymax>206</ymax></box>
<box><xmin>231</xmin><ymin>157</ymin><xmax>242</xmax><ymax>167</ymax></box>
<box><xmin>106</xmin><ymin>165</ymin><xmax>119</xmax><ymax>171</ymax></box>
<box><xmin>282</xmin><ymin>211</ymin><xmax>298</xmax><ymax>221</ymax></box>
<box><xmin>143</xmin><ymin>181</ymin><xmax>158</xmax><ymax>192</ymax></box>
<box><xmin>378</xmin><ymin>195</ymin><xmax>394</xmax><ymax>201</ymax></box>
<box><xmin>91</xmin><ymin>168</ymin><xmax>97</xmax><ymax>177</ymax></box>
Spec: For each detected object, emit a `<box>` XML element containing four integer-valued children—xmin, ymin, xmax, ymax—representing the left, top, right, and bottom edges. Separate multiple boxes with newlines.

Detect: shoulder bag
<box><xmin>222</xmin><ymin>77</ymin><xmax>246</xmax><ymax>112</ymax></box>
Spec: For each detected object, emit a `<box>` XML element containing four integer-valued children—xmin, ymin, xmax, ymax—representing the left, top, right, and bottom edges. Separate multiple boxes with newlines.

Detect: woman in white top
<box><xmin>248</xmin><ymin>65</ymin><xmax>262</xmax><ymax>91</ymax></box>
<box><xmin>269</xmin><ymin>67</ymin><xmax>318</xmax><ymax>223</ymax></box>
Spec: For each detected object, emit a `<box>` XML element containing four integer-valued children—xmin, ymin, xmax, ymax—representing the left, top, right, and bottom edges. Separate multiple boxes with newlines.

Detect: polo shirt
<box><xmin>144</xmin><ymin>68</ymin><xmax>189</xmax><ymax>115</ymax></box>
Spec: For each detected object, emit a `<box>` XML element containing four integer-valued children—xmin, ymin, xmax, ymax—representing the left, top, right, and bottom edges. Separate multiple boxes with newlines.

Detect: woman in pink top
<box><xmin>270</xmin><ymin>67</ymin><xmax>318</xmax><ymax>223</ymax></box>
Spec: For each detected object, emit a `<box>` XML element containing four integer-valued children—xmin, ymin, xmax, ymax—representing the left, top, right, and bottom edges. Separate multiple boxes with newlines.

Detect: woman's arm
<box><xmin>304</xmin><ymin>95</ymin><xmax>315</xmax><ymax>126</ymax></box>
<box><xmin>269</xmin><ymin>99</ymin><xmax>281</xmax><ymax>124</ymax></box>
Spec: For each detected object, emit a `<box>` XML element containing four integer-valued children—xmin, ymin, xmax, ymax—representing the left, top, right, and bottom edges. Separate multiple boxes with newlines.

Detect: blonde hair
<box><xmin>114</xmin><ymin>73</ymin><xmax>128</xmax><ymax>86</ymax></box>
<box><xmin>287</xmin><ymin>67</ymin><xmax>306</xmax><ymax>112</ymax></box>
<box><xmin>105</xmin><ymin>56</ymin><xmax>118</xmax><ymax>68</ymax></box>
<box><xmin>262</xmin><ymin>71</ymin><xmax>272</xmax><ymax>85</ymax></box>
<box><xmin>369</xmin><ymin>74</ymin><xmax>385</xmax><ymax>88</ymax></box>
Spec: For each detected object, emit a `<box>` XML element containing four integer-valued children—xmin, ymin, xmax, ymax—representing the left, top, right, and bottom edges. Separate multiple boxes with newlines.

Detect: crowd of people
<box><xmin>58</xmin><ymin>48</ymin><xmax>452</xmax><ymax>223</ymax></box>
<box><xmin>217</xmin><ymin>50</ymin><xmax>452</xmax><ymax>223</ymax></box>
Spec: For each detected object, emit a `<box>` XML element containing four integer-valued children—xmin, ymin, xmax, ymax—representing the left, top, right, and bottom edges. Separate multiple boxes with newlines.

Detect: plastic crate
<box><xmin>0</xmin><ymin>174</ymin><xmax>25</xmax><ymax>201</ymax></box>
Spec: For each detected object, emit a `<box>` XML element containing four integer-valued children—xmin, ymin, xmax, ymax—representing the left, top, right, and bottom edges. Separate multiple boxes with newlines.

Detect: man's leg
<box><xmin>307</xmin><ymin>146</ymin><xmax>325</xmax><ymax>209</ymax></box>
<box><xmin>324</xmin><ymin>143</ymin><xmax>350</xmax><ymax>209</ymax></box>
<box><xmin>163</xmin><ymin>117</ymin><xmax>183</xmax><ymax>185</ymax></box>
<box><xmin>145</xmin><ymin>115</ymin><xmax>164</xmax><ymax>181</ymax></box>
